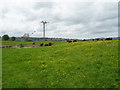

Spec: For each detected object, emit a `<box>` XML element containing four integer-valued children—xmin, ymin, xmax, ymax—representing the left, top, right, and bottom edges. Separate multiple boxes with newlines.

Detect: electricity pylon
<box><xmin>41</xmin><ymin>21</ymin><xmax>48</xmax><ymax>41</ymax></box>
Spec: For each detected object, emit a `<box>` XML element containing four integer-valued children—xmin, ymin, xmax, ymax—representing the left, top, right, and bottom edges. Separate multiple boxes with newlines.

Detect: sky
<box><xmin>0</xmin><ymin>0</ymin><xmax>118</xmax><ymax>39</ymax></box>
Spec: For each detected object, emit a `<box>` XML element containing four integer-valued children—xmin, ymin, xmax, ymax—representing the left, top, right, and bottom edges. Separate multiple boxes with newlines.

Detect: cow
<box><xmin>40</xmin><ymin>43</ymin><xmax>44</xmax><ymax>46</ymax></box>
<box><xmin>67</xmin><ymin>40</ymin><xmax>77</xmax><ymax>43</ymax></box>
<box><xmin>67</xmin><ymin>40</ymin><xmax>72</xmax><ymax>43</ymax></box>
<box><xmin>48</xmin><ymin>43</ymin><xmax>52</xmax><ymax>46</ymax></box>
<box><xmin>40</xmin><ymin>43</ymin><xmax>54</xmax><ymax>46</ymax></box>
<box><xmin>83</xmin><ymin>39</ymin><xmax>86</xmax><ymax>41</ymax></box>
<box><xmin>45</xmin><ymin>43</ymin><xmax>54</xmax><ymax>46</ymax></box>
<box><xmin>0</xmin><ymin>45</ymin><xmax>13</xmax><ymax>48</ymax></box>
<box><xmin>45</xmin><ymin>44</ymin><xmax>49</xmax><ymax>46</ymax></box>
<box><xmin>73</xmin><ymin>40</ymin><xmax>77</xmax><ymax>42</ymax></box>
<box><xmin>105</xmin><ymin>38</ymin><xmax>112</xmax><ymax>40</ymax></box>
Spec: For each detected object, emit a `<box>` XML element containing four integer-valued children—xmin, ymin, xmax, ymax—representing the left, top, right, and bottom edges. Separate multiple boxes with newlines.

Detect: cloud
<box><xmin>34</xmin><ymin>2</ymin><xmax>54</xmax><ymax>9</ymax></box>
<box><xmin>0</xmin><ymin>1</ymin><xmax>118</xmax><ymax>39</ymax></box>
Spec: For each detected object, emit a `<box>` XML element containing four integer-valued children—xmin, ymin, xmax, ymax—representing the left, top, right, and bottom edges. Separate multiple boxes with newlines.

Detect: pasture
<box><xmin>2</xmin><ymin>40</ymin><xmax>119</xmax><ymax>88</ymax></box>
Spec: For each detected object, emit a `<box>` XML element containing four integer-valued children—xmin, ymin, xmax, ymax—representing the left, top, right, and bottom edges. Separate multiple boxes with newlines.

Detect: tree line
<box><xmin>1</xmin><ymin>33</ymin><xmax>30</xmax><ymax>41</ymax></box>
<box><xmin>1</xmin><ymin>34</ymin><xmax>16</xmax><ymax>41</ymax></box>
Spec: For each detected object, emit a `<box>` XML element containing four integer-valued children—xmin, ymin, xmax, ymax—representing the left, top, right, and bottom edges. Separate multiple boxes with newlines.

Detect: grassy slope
<box><xmin>2</xmin><ymin>40</ymin><xmax>119</xmax><ymax>88</ymax></box>
<box><xmin>0</xmin><ymin>49</ymin><xmax>1</xmax><ymax>89</ymax></box>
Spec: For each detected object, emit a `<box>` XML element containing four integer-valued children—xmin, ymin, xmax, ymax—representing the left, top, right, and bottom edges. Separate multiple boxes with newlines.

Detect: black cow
<box><xmin>67</xmin><ymin>40</ymin><xmax>77</xmax><ymax>43</ymax></box>
<box><xmin>83</xmin><ymin>39</ymin><xmax>86</xmax><ymax>41</ymax></box>
<box><xmin>45</xmin><ymin>44</ymin><xmax>49</xmax><ymax>46</ymax></box>
<box><xmin>67</xmin><ymin>40</ymin><xmax>72</xmax><ymax>43</ymax></box>
<box><xmin>73</xmin><ymin>40</ymin><xmax>77</xmax><ymax>42</ymax></box>
<box><xmin>105</xmin><ymin>38</ymin><xmax>112</xmax><ymax>40</ymax></box>
<box><xmin>40</xmin><ymin>43</ymin><xmax>44</xmax><ymax>46</ymax></box>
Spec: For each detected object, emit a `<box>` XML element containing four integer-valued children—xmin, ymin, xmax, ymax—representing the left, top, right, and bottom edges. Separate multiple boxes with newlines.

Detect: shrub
<box><xmin>11</xmin><ymin>36</ymin><xmax>16</xmax><ymax>41</ymax></box>
<box><xmin>2</xmin><ymin>34</ymin><xmax>9</xmax><ymax>41</ymax></box>
<box><xmin>28</xmin><ymin>39</ymin><xmax>32</xmax><ymax>41</ymax></box>
<box><xmin>19</xmin><ymin>43</ymin><xmax>24</xmax><ymax>48</ymax></box>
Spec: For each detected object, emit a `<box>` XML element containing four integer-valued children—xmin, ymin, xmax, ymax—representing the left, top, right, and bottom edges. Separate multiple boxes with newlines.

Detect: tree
<box><xmin>0</xmin><ymin>36</ymin><xmax>1</xmax><ymax>40</ymax></box>
<box><xmin>2</xmin><ymin>34</ymin><xmax>9</xmax><ymax>41</ymax></box>
<box><xmin>11</xmin><ymin>36</ymin><xmax>16</xmax><ymax>41</ymax></box>
<box><xmin>22</xmin><ymin>33</ymin><xmax>29</xmax><ymax>41</ymax></box>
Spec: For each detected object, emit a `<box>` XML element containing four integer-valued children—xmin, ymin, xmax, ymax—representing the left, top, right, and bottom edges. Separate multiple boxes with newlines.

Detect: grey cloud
<box><xmin>25</xmin><ymin>16</ymin><xmax>38</xmax><ymax>22</ymax></box>
<box><xmin>89</xmin><ymin>24</ymin><xmax>117</xmax><ymax>35</ymax></box>
<box><xmin>0</xmin><ymin>2</ymin><xmax>118</xmax><ymax>39</ymax></box>
<box><xmin>17</xmin><ymin>8</ymin><xmax>37</xmax><ymax>22</ymax></box>
<box><xmin>20</xmin><ymin>3</ymin><xmax>54</xmax><ymax>22</ymax></box>
<box><xmin>93</xmin><ymin>30</ymin><xmax>115</xmax><ymax>34</ymax></box>
<box><xmin>34</xmin><ymin>2</ymin><xmax>54</xmax><ymax>10</ymax></box>
<box><xmin>52</xmin><ymin>2</ymin><xmax>117</xmax><ymax>26</ymax></box>
<box><xmin>1</xmin><ymin>31</ymin><xmax>7</xmax><ymax>34</ymax></box>
<box><xmin>1</xmin><ymin>8</ymin><xmax>9</xmax><ymax>19</ymax></box>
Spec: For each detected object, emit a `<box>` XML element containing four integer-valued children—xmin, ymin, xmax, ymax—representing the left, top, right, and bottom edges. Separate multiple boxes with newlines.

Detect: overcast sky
<box><xmin>0</xmin><ymin>0</ymin><xmax>118</xmax><ymax>39</ymax></box>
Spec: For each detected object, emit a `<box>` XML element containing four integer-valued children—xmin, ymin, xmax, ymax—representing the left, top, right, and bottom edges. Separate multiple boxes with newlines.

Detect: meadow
<box><xmin>2</xmin><ymin>40</ymin><xmax>119</xmax><ymax>88</ymax></box>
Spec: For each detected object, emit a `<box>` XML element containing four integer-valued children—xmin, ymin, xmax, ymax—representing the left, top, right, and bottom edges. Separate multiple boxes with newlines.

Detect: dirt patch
<box><xmin>0</xmin><ymin>43</ymin><xmax>54</xmax><ymax>48</ymax></box>
<box><xmin>0</xmin><ymin>45</ymin><xmax>16</xmax><ymax>48</ymax></box>
<box><xmin>0</xmin><ymin>45</ymin><xmax>40</xmax><ymax>48</ymax></box>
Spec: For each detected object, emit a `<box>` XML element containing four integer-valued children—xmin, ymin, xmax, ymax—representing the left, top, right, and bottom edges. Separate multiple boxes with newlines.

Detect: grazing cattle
<box><xmin>73</xmin><ymin>40</ymin><xmax>77</xmax><ymax>42</ymax></box>
<box><xmin>40</xmin><ymin>43</ymin><xmax>54</xmax><ymax>46</ymax></box>
<box><xmin>0</xmin><ymin>45</ymin><xmax>13</xmax><ymax>48</ymax></box>
<box><xmin>83</xmin><ymin>39</ymin><xmax>86</xmax><ymax>41</ymax></box>
<box><xmin>2</xmin><ymin>46</ymin><xmax>5</xmax><ymax>48</ymax></box>
<box><xmin>45</xmin><ymin>43</ymin><xmax>54</xmax><ymax>46</ymax></box>
<box><xmin>67</xmin><ymin>40</ymin><xmax>72</xmax><ymax>43</ymax></box>
<box><xmin>67</xmin><ymin>40</ymin><xmax>77</xmax><ymax>43</ymax></box>
<box><xmin>48</xmin><ymin>43</ymin><xmax>52</xmax><ymax>46</ymax></box>
<box><xmin>45</xmin><ymin>44</ymin><xmax>49</xmax><ymax>46</ymax></box>
<box><xmin>40</xmin><ymin>43</ymin><xmax>44</xmax><ymax>46</ymax></box>
<box><xmin>8</xmin><ymin>46</ymin><xmax>12</xmax><ymax>48</ymax></box>
<box><xmin>105</xmin><ymin>38</ymin><xmax>112</xmax><ymax>40</ymax></box>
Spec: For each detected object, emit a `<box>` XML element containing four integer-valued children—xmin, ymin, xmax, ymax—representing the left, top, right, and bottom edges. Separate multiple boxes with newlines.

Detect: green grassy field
<box><xmin>0</xmin><ymin>40</ymin><xmax>2</xmax><ymax>89</ymax></box>
<box><xmin>2</xmin><ymin>40</ymin><xmax>119</xmax><ymax>88</ymax></box>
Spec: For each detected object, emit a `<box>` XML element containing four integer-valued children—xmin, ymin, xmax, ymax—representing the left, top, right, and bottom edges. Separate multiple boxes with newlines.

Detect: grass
<box><xmin>0</xmin><ymin>40</ymin><xmax>2</xmax><ymax>89</ymax></box>
<box><xmin>2</xmin><ymin>40</ymin><xmax>119</xmax><ymax>88</ymax></box>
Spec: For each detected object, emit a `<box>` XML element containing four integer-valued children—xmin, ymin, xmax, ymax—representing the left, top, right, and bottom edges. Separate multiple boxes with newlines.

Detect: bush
<box><xmin>19</xmin><ymin>43</ymin><xmax>24</xmax><ymax>48</ymax></box>
<box><xmin>11</xmin><ymin>36</ymin><xmax>16</xmax><ymax>41</ymax></box>
<box><xmin>28</xmin><ymin>39</ymin><xmax>32</xmax><ymax>41</ymax></box>
<box><xmin>2</xmin><ymin>34</ymin><xmax>9</xmax><ymax>41</ymax></box>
